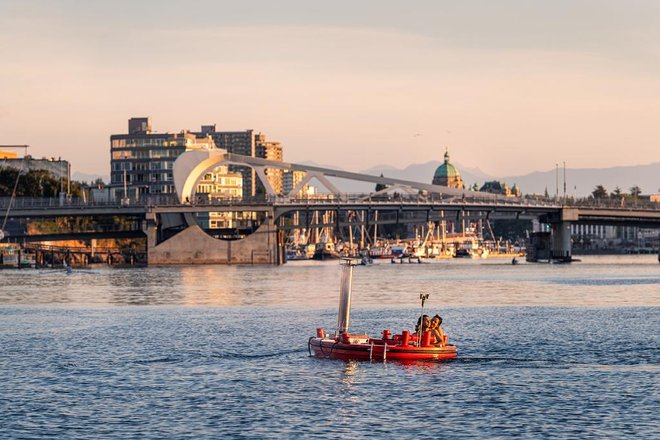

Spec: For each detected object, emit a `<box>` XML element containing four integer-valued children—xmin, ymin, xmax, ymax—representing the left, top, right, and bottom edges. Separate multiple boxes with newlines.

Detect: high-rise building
<box><xmin>110</xmin><ymin>118</ymin><xmax>215</xmax><ymax>196</ymax></box>
<box><xmin>111</xmin><ymin>118</ymin><xmax>285</xmax><ymax>200</ymax></box>
<box><xmin>283</xmin><ymin>170</ymin><xmax>313</xmax><ymax>197</ymax></box>
<box><xmin>255</xmin><ymin>132</ymin><xmax>284</xmax><ymax>195</ymax></box>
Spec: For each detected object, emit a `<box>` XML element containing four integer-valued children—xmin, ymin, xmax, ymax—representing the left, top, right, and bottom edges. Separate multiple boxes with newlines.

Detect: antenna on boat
<box><xmin>417</xmin><ymin>293</ymin><xmax>430</xmax><ymax>344</ymax></box>
<box><xmin>337</xmin><ymin>258</ymin><xmax>358</xmax><ymax>335</ymax></box>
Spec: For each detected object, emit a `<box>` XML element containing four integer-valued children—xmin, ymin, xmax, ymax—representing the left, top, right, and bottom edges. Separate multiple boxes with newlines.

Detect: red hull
<box><xmin>309</xmin><ymin>337</ymin><xmax>457</xmax><ymax>362</ymax></box>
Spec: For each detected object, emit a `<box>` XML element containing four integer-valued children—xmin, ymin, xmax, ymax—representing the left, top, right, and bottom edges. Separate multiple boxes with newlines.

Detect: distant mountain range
<box><xmin>329</xmin><ymin>161</ymin><xmax>660</xmax><ymax>197</ymax></box>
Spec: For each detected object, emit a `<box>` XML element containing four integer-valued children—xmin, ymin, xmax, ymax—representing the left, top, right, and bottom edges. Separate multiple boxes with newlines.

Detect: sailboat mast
<box><xmin>337</xmin><ymin>259</ymin><xmax>357</xmax><ymax>334</ymax></box>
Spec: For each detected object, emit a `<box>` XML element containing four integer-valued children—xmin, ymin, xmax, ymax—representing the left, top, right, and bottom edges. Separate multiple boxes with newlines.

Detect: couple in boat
<box><xmin>415</xmin><ymin>314</ymin><xmax>447</xmax><ymax>347</ymax></box>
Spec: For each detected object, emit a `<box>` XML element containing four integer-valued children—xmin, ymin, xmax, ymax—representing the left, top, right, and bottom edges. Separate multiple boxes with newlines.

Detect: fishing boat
<box><xmin>308</xmin><ymin>259</ymin><xmax>458</xmax><ymax>362</ymax></box>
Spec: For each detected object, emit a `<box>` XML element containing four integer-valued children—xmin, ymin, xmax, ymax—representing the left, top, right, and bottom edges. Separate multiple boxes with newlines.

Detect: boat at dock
<box><xmin>312</xmin><ymin>241</ymin><xmax>341</xmax><ymax>260</ymax></box>
<box><xmin>308</xmin><ymin>259</ymin><xmax>458</xmax><ymax>362</ymax></box>
<box><xmin>0</xmin><ymin>244</ymin><xmax>35</xmax><ymax>268</ymax></box>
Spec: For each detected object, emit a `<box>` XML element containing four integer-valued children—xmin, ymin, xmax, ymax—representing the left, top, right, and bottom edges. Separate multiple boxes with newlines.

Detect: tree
<box><xmin>470</xmin><ymin>183</ymin><xmax>479</xmax><ymax>191</ymax></box>
<box><xmin>544</xmin><ymin>187</ymin><xmax>549</xmax><ymax>198</ymax></box>
<box><xmin>591</xmin><ymin>185</ymin><xmax>608</xmax><ymax>200</ymax></box>
<box><xmin>629</xmin><ymin>185</ymin><xmax>642</xmax><ymax>197</ymax></box>
<box><xmin>0</xmin><ymin>168</ymin><xmax>83</xmax><ymax>197</ymax></box>
<box><xmin>611</xmin><ymin>186</ymin><xmax>622</xmax><ymax>198</ymax></box>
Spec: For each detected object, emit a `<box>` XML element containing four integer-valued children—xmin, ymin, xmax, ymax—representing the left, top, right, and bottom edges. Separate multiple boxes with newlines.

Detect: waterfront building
<box><xmin>432</xmin><ymin>149</ymin><xmax>464</xmax><ymax>189</ymax></box>
<box><xmin>111</xmin><ymin>118</ymin><xmax>285</xmax><ymax>201</ymax></box>
<box><xmin>569</xmin><ymin>224</ymin><xmax>656</xmax><ymax>250</ymax></box>
<box><xmin>194</xmin><ymin>167</ymin><xmax>245</xmax><ymax>230</ymax></box>
<box><xmin>479</xmin><ymin>181</ymin><xmax>522</xmax><ymax>197</ymax></box>
<box><xmin>195</xmin><ymin>165</ymin><xmax>243</xmax><ymax>202</ymax></box>
<box><xmin>194</xmin><ymin>125</ymin><xmax>257</xmax><ymax>199</ymax></box>
<box><xmin>0</xmin><ymin>154</ymin><xmax>70</xmax><ymax>180</ymax></box>
<box><xmin>282</xmin><ymin>170</ymin><xmax>314</xmax><ymax>197</ymax></box>
<box><xmin>255</xmin><ymin>133</ymin><xmax>284</xmax><ymax>195</ymax></box>
<box><xmin>110</xmin><ymin>117</ymin><xmax>215</xmax><ymax>197</ymax></box>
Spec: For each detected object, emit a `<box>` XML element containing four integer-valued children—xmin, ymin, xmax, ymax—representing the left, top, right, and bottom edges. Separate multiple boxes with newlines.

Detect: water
<box><xmin>1</xmin><ymin>255</ymin><xmax>658</xmax><ymax>438</ymax></box>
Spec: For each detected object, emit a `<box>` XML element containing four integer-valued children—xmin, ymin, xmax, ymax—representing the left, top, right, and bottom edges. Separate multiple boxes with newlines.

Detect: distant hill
<box><xmin>502</xmin><ymin>163</ymin><xmax>660</xmax><ymax>197</ymax></box>
<box><xmin>361</xmin><ymin>161</ymin><xmax>491</xmax><ymax>187</ymax></box>
<box><xmin>327</xmin><ymin>161</ymin><xmax>660</xmax><ymax>196</ymax></box>
<box><xmin>321</xmin><ymin>161</ymin><xmax>491</xmax><ymax>193</ymax></box>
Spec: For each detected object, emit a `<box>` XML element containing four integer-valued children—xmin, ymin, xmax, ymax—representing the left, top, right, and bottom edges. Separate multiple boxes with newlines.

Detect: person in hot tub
<box><xmin>429</xmin><ymin>314</ymin><xmax>446</xmax><ymax>347</ymax></box>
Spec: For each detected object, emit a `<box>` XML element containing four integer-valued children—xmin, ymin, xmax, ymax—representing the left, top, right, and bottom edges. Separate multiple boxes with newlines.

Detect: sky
<box><xmin>1</xmin><ymin>0</ymin><xmax>660</xmax><ymax>178</ymax></box>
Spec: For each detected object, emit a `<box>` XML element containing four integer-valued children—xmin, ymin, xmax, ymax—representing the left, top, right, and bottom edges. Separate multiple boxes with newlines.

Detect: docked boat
<box><xmin>453</xmin><ymin>248</ymin><xmax>473</xmax><ymax>258</ymax></box>
<box><xmin>308</xmin><ymin>259</ymin><xmax>458</xmax><ymax>362</ymax></box>
<box><xmin>0</xmin><ymin>243</ymin><xmax>20</xmax><ymax>268</ymax></box>
<box><xmin>368</xmin><ymin>245</ymin><xmax>393</xmax><ymax>259</ymax></box>
<box><xmin>0</xmin><ymin>244</ymin><xmax>34</xmax><ymax>268</ymax></box>
<box><xmin>312</xmin><ymin>242</ymin><xmax>341</xmax><ymax>260</ymax></box>
<box><xmin>286</xmin><ymin>244</ymin><xmax>314</xmax><ymax>261</ymax></box>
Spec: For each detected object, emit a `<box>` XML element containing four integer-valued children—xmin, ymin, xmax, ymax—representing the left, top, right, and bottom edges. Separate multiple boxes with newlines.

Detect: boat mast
<box><xmin>337</xmin><ymin>258</ymin><xmax>357</xmax><ymax>335</ymax></box>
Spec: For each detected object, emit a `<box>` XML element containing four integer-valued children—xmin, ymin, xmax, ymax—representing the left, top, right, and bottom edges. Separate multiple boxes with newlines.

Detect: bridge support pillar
<box><xmin>551</xmin><ymin>221</ymin><xmax>572</xmax><ymax>263</ymax></box>
<box><xmin>146</xmin><ymin>209</ymin><xmax>281</xmax><ymax>265</ymax></box>
<box><xmin>143</xmin><ymin>212</ymin><xmax>158</xmax><ymax>258</ymax></box>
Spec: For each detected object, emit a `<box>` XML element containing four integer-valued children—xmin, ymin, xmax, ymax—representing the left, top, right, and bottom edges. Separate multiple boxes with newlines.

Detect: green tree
<box><xmin>591</xmin><ymin>185</ymin><xmax>608</xmax><ymax>200</ymax></box>
<box><xmin>629</xmin><ymin>185</ymin><xmax>642</xmax><ymax>197</ymax></box>
<box><xmin>611</xmin><ymin>186</ymin><xmax>622</xmax><ymax>198</ymax></box>
<box><xmin>0</xmin><ymin>168</ymin><xmax>83</xmax><ymax>197</ymax></box>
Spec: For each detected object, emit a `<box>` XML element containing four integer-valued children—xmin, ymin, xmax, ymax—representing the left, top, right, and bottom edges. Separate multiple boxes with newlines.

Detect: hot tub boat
<box><xmin>308</xmin><ymin>259</ymin><xmax>458</xmax><ymax>362</ymax></box>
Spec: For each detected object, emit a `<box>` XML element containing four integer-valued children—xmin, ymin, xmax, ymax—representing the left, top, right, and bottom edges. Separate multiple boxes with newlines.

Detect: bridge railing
<box><xmin>562</xmin><ymin>197</ymin><xmax>660</xmax><ymax>210</ymax></box>
<box><xmin>3</xmin><ymin>194</ymin><xmax>659</xmax><ymax>211</ymax></box>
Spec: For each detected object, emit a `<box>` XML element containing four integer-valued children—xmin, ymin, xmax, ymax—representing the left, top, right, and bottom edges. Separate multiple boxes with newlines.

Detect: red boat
<box><xmin>308</xmin><ymin>259</ymin><xmax>458</xmax><ymax>362</ymax></box>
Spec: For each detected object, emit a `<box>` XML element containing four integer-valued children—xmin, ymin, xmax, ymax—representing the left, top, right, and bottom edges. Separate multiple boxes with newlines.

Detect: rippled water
<box><xmin>1</xmin><ymin>255</ymin><xmax>658</xmax><ymax>438</ymax></box>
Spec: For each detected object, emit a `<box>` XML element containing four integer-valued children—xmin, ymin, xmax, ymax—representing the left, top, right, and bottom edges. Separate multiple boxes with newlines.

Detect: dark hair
<box><xmin>432</xmin><ymin>314</ymin><xmax>443</xmax><ymax>324</ymax></box>
<box><xmin>415</xmin><ymin>314</ymin><xmax>431</xmax><ymax>332</ymax></box>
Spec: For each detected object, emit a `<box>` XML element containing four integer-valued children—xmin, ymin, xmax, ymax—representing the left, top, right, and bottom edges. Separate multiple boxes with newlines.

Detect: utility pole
<box><xmin>555</xmin><ymin>163</ymin><xmax>559</xmax><ymax>202</ymax></box>
<box><xmin>563</xmin><ymin>161</ymin><xmax>567</xmax><ymax>205</ymax></box>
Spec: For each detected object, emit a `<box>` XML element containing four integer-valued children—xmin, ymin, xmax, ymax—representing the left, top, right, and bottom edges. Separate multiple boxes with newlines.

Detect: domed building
<box><xmin>432</xmin><ymin>149</ymin><xmax>464</xmax><ymax>189</ymax></box>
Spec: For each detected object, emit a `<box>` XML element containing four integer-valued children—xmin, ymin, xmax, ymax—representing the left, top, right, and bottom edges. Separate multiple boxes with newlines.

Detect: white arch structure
<box><xmin>173</xmin><ymin>149</ymin><xmax>504</xmax><ymax>204</ymax></box>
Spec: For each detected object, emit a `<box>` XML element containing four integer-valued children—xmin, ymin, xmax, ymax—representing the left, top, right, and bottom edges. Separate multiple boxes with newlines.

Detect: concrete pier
<box><xmin>550</xmin><ymin>221</ymin><xmax>572</xmax><ymax>262</ymax></box>
<box><xmin>549</xmin><ymin>208</ymin><xmax>578</xmax><ymax>262</ymax></box>
<box><xmin>145</xmin><ymin>213</ymin><xmax>282</xmax><ymax>265</ymax></box>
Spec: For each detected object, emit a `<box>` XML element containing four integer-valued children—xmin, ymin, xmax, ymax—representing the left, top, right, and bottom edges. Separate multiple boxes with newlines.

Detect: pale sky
<box><xmin>1</xmin><ymin>0</ymin><xmax>660</xmax><ymax>177</ymax></box>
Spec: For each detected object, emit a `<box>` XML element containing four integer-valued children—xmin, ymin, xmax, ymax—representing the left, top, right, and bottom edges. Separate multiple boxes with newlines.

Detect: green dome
<box><xmin>433</xmin><ymin>150</ymin><xmax>461</xmax><ymax>178</ymax></box>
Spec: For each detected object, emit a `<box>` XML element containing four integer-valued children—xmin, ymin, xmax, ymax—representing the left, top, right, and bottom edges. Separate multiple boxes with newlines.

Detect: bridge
<box><xmin>2</xmin><ymin>150</ymin><xmax>659</xmax><ymax>264</ymax></box>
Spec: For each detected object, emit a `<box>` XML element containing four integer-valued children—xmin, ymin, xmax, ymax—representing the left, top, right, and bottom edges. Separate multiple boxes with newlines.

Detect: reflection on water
<box><xmin>0</xmin><ymin>255</ymin><xmax>657</xmax><ymax>307</ymax></box>
<box><xmin>0</xmin><ymin>256</ymin><xmax>658</xmax><ymax>438</ymax></box>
